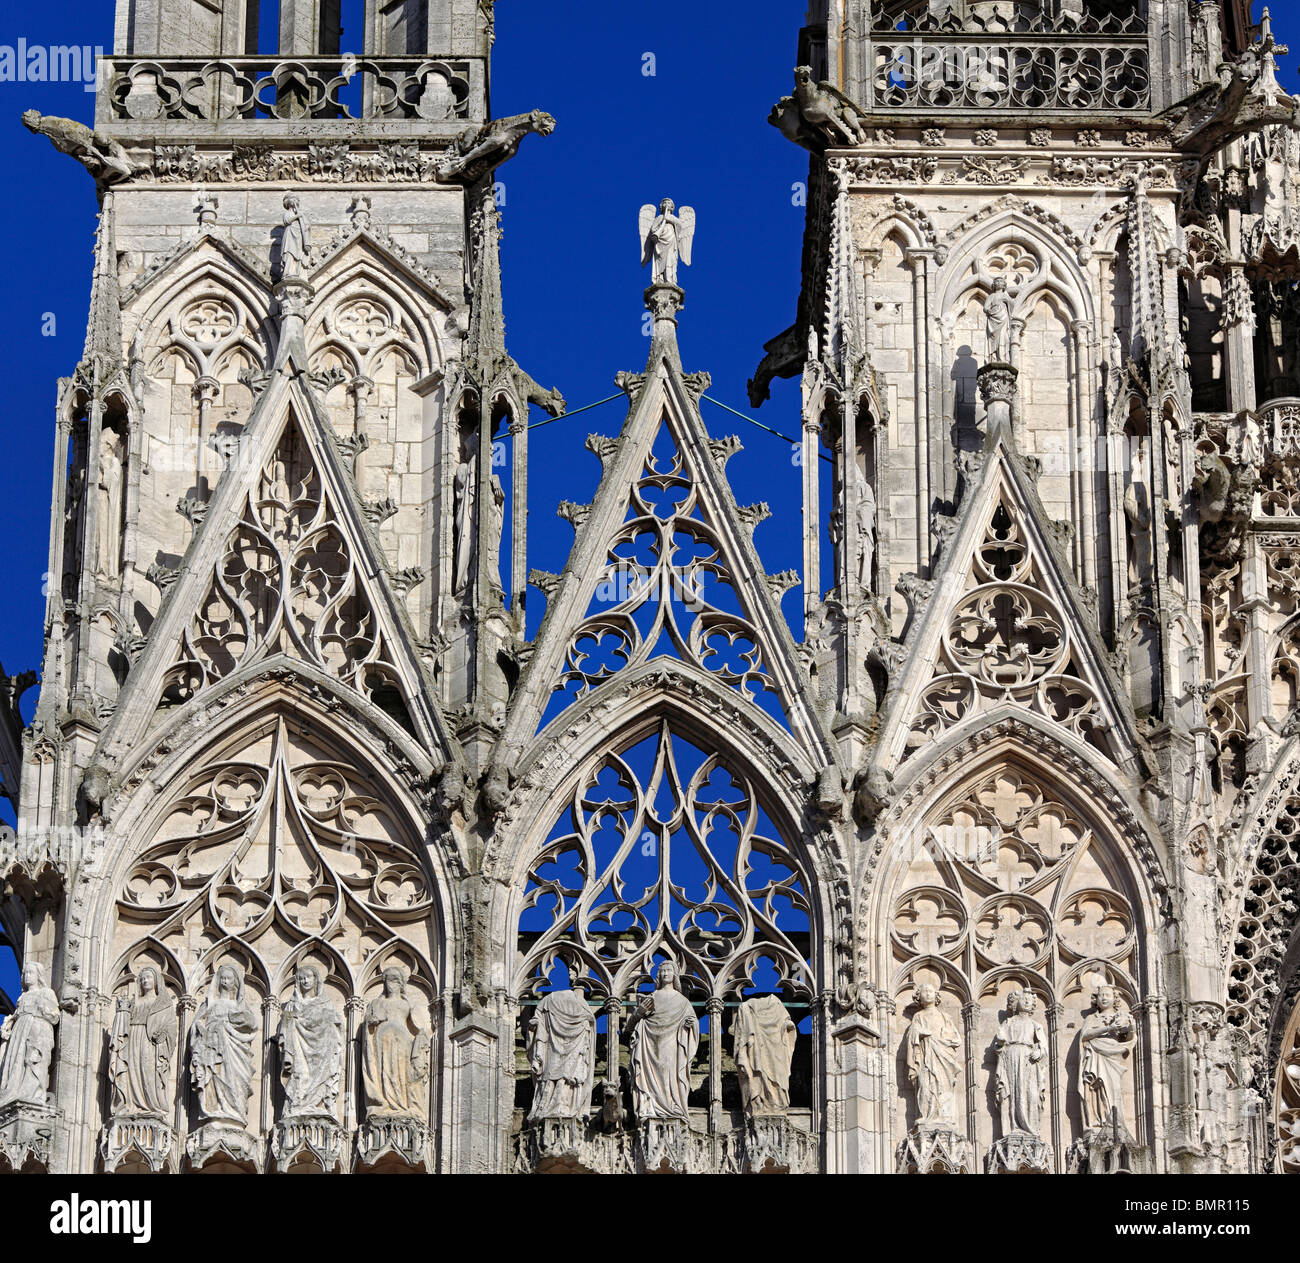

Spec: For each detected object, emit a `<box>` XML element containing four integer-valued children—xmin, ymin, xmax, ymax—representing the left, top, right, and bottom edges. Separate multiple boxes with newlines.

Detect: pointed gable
<box><xmin>99</xmin><ymin>373</ymin><xmax>455</xmax><ymax>762</ymax></box>
<box><xmin>502</xmin><ymin>345</ymin><xmax>831</xmax><ymax>760</ymax></box>
<box><xmin>879</xmin><ymin>435</ymin><xmax>1143</xmax><ymax>775</ymax></box>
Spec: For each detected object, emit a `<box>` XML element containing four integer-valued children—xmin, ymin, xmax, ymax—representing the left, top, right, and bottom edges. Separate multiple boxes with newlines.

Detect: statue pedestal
<box><xmin>644</xmin><ymin>283</ymin><xmax>685</xmax><ymax>329</ymax></box>
<box><xmin>100</xmin><ymin>1113</ymin><xmax>176</xmax><ymax>1173</ymax></box>
<box><xmin>737</xmin><ymin>1114</ymin><xmax>817</xmax><ymax>1174</ymax></box>
<box><xmin>184</xmin><ymin>1121</ymin><xmax>263</xmax><ymax>1173</ymax></box>
<box><xmin>976</xmin><ymin>361</ymin><xmax>1018</xmax><ymax>433</ymax></box>
<box><xmin>0</xmin><ymin>1101</ymin><xmax>59</xmax><ymax>1173</ymax></box>
<box><xmin>270</xmin><ymin>1115</ymin><xmax>347</xmax><ymax>1172</ymax></box>
<box><xmin>1067</xmin><ymin>1123</ymin><xmax>1147</xmax><ymax>1174</ymax></box>
<box><xmin>356</xmin><ymin>1114</ymin><xmax>431</xmax><ymax>1172</ymax></box>
<box><xmin>515</xmin><ymin>1116</ymin><xmax>605</xmax><ymax>1174</ymax></box>
<box><xmin>987</xmin><ymin>1130</ymin><xmax>1054</xmax><ymax>1174</ymax></box>
<box><xmin>634</xmin><ymin>1117</ymin><xmax>694</xmax><ymax>1173</ymax></box>
<box><xmin>896</xmin><ymin>1124</ymin><xmax>974</xmax><ymax>1174</ymax></box>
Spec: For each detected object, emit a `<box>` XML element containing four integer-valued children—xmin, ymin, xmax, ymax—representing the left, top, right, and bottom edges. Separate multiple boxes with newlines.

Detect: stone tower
<box><xmin>748</xmin><ymin>0</ymin><xmax>1300</xmax><ymax>1173</ymax></box>
<box><xmin>0</xmin><ymin>0</ymin><xmax>1298</xmax><ymax>1176</ymax></box>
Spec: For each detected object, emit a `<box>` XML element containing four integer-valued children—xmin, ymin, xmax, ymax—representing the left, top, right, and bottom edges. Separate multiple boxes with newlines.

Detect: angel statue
<box><xmin>640</xmin><ymin>199</ymin><xmax>696</xmax><ymax>287</ymax></box>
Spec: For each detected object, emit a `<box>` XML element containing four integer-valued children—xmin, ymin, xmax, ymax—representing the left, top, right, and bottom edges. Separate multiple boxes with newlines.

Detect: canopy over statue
<box><xmin>640</xmin><ymin>200</ymin><xmax>696</xmax><ymax>287</ymax></box>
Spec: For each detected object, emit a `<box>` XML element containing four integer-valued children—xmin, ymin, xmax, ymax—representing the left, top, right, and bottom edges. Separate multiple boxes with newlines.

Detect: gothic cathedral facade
<box><xmin>0</xmin><ymin>0</ymin><xmax>1298</xmax><ymax>1175</ymax></box>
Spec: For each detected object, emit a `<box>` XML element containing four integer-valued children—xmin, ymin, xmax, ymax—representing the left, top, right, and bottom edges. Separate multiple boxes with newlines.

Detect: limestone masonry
<box><xmin>0</xmin><ymin>0</ymin><xmax>1297</xmax><ymax>1175</ymax></box>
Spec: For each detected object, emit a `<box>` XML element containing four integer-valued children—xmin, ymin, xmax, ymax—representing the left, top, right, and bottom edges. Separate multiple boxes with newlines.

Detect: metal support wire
<box><xmin>524</xmin><ymin>388</ymin><xmax>833</xmax><ymax>466</ymax></box>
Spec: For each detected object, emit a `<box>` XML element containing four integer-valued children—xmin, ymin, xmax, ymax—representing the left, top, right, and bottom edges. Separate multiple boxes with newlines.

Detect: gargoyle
<box><xmin>478</xmin><ymin>762</ymin><xmax>515</xmax><ymax>819</ymax></box>
<box><xmin>1161</xmin><ymin>12</ymin><xmax>1297</xmax><ymax>156</ymax></box>
<box><xmin>511</xmin><ymin>362</ymin><xmax>566</xmax><ymax>418</ymax></box>
<box><xmin>437</xmin><ymin>109</ymin><xmax>556</xmax><ymax>185</ymax></box>
<box><xmin>1194</xmin><ymin>450</ymin><xmax>1255</xmax><ymax>568</ymax></box>
<box><xmin>851</xmin><ymin>765</ymin><xmax>892</xmax><ymax>826</ymax></box>
<box><xmin>769</xmin><ymin>67</ymin><xmax>868</xmax><ymax>151</ymax></box>
<box><xmin>748</xmin><ymin>321</ymin><xmax>805</xmax><ymax>406</ymax></box>
<box><xmin>22</xmin><ymin>110</ymin><xmax>137</xmax><ymax>186</ymax></box>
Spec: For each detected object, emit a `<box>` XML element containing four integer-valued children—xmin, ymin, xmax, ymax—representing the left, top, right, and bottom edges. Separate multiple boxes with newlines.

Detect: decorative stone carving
<box><xmin>21</xmin><ymin>110</ymin><xmax>136</xmax><ymax>184</ymax></box>
<box><xmin>362</xmin><ymin>966</ymin><xmax>431</xmax><ymax>1119</ymax></box>
<box><xmin>526</xmin><ymin>989</ymin><xmax>596</xmax><ymax>1122</ymax></box>
<box><xmin>733</xmin><ymin>995</ymin><xmax>797</xmax><ymax>1117</ymax></box>
<box><xmin>905</xmin><ymin>983</ymin><xmax>962</xmax><ymax>1127</ymax></box>
<box><xmin>278</xmin><ymin>194</ymin><xmax>310</xmax><ymax>279</ymax></box>
<box><xmin>626</xmin><ymin>961</ymin><xmax>699</xmax><ymax>1122</ymax></box>
<box><xmin>190</xmin><ymin>964</ymin><xmax>257</xmax><ymax>1127</ymax></box>
<box><xmin>0</xmin><ymin>962</ymin><xmax>59</xmax><ymax>1109</ymax></box>
<box><xmin>993</xmin><ymin>988</ymin><xmax>1048</xmax><ymax>1136</ymax></box>
<box><xmin>1078</xmin><ymin>984</ymin><xmax>1136</xmax><ymax>1130</ymax></box>
<box><xmin>109</xmin><ymin>967</ymin><xmax>176</xmax><ymax>1117</ymax></box>
<box><xmin>640</xmin><ymin>200</ymin><xmax>695</xmax><ymax>287</ymax></box>
<box><xmin>276</xmin><ymin>965</ymin><xmax>343</xmax><ymax>1119</ymax></box>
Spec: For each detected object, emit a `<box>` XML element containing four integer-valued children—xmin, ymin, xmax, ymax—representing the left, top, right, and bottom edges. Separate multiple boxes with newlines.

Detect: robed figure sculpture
<box><xmin>626</xmin><ymin>960</ymin><xmax>699</xmax><ymax>1122</ymax></box>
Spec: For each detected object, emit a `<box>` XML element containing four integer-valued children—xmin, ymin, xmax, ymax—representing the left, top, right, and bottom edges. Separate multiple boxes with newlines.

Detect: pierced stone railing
<box><xmin>869</xmin><ymin>37</ymin><xmax>1150</xmax><ymax>111</ymax></box>
<box><xmin>98</xmin><ymin>56</ymin><xmax>485</xmax><ymax>125</ymax></box>
<box><xmin>841</xmin><ymin>1</ymin><xmax>1152</xmax><ymax>112</ymax></box>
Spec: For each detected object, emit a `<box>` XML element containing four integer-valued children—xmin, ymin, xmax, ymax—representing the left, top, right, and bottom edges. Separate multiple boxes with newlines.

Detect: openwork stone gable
<box><xmin>6</xmin><ymin>0</ymin><xmax>1300</xmax><ymax>1175</ymax></box>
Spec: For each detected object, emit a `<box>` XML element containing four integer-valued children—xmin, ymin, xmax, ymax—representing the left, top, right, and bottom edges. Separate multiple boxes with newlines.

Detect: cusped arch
<box><xmin>862</xmin><ymin>194</ymin><xmax>943</xmax><ymax>257</ymax></box>
<box><xmin>131</xmin><ymin>253</ymin><xmax>274</xmax><ymax>374</ymax></box>
<box><xmin>495</xmin><ymin>674</ymin><xmax>838</xmax><ymax>1005</ymax></box>
<box><xmin>938</xmin><ymin>208</ymin><xmax>1095</xmax><ymax>326</ymax></box>
<box><xmin>868</xmin><ymin>716</ymin><xmax>1168</xmax><ymax>964</ymax></box>
<box><xmin>306</xmin><ymin>253</ymin><xmax>443</xmax><ymax>378</ymax></box>
<box><xmin>84</xmin><ymin>691</ymin><xmax>457</xmax><ymax>1011</ymax></box>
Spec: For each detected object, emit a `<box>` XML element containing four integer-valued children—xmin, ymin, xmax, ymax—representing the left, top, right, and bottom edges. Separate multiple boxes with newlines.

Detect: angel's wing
<box><xmin>677</xmin><ymin>207</ymin><xmax>696</xmax><ymax>268</ymax></box>
<box><xmin>639</xmin><ymin>204</ymin><xmax>656</xmax><ymax>266</ymax></box>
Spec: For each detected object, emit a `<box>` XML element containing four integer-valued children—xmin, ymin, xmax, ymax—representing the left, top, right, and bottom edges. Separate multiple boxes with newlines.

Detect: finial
<box><xmin>639</xmin><ymin>199</ymin><xmax>694</xmax><ymax>339</ymax></box>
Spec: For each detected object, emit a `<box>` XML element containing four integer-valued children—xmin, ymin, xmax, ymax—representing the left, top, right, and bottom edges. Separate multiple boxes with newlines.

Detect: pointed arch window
<box><xmin>512</xmin><ymin>722</ymin><xmax>816</xmax><ymax>1144</ymax></box>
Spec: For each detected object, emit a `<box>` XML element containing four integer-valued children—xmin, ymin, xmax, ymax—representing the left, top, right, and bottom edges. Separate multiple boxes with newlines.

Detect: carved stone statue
<box><xmin>276</xmin><ymin>965</ymin><xmax>343</xmax><ymax>1119</ymax></box>
<box><xmin>984</xmin><ymin>277</ymin><xmax>1013</xmax><ymax>362</ymax></box>
<box><xmin>626</xmin><ymin>960</ymin><xmax>699</xmax><ymax>1121</ymax></box>
<box><xmin>362</xmin><ymin>966</ymin><xmax>431</xmax><ymax>1118</ymax></box>
<box><xmin>0</xmin><ymin>961</ymin><xmax>59</xmax><ymax>1109</ymax></box>
<box><xmin>769</xmin><ymin>67</ymin><xmax>868</xmax><ymax>149</ymax></box>
<box><xmin>109</xmin><ymin>966</ymin><xmax>176</xmax><ymax>1117</ymax></box>
<box><xmin>21</xmin><ymin>110</ymin><xmax>136</xmax><ymax>184</ymax></box>
<box><xmin>279</xmin><ymin>194</ymin><xmax>310</xmax><ymax>279</ymax></box>
<box><xmin>639</xmin><ymin>200</ymin><xmax>696</xmax><ymax>287</ymax></box>
<box><xmin>190</xmin><ymin>964</ymin><xmax>258</xmax><ymax>1127</ymax></box>
<box><xmin>437</xmin><ymin>109</ymin><xmax>556</xmax><ymax>184</ymax></box>
<box><xmin>452</xmin><ymin>439</ymin><xmax>476</xmax><ymax>594</ymax></box>
<box><xmin>526</xmin><ymin>989</ymin><xmax>596</xmax><ymax>1121</ymax></box>
<box><xmin>1240</xmin><ymin>411</ymin><xmax>1264</xmax><ymax>467</ymax></box>
<box><xmin>95</xmin><ymin>427</ymin><xmax>123</xmax><ymax>578</ymax></box>
<box><xmin>853</xmin><ymin>468</ymin><xmax>877</xmax><ymax>590</ymax></box>
<box><xmin>905</xmin><ymin>982</ymin><xmax>962</xmax><ymax>1127</ymax></box>
<box><xmin>488</xmin><ymin>472</ymin><xmax>506</xmax><ymax>575</ymax></box>
<box><xmin>733</xmin><ymin>994</ymin><xmax>798</xmax><ymax>1117</ymax></box>
<box><xmin>993</xmin><ymin>988</ymin><xmax>1048</xmax><ymax>1136</ymax></box>
<box><xmin>1078</xmin><ymin>985</ymin><xmax>1135</xmax><ymax>1130</ymax></box>
<box><xmin>1123</xmin><ymin>442</ymin><xmax>1154</xmax><ymax>589</ymax></box>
